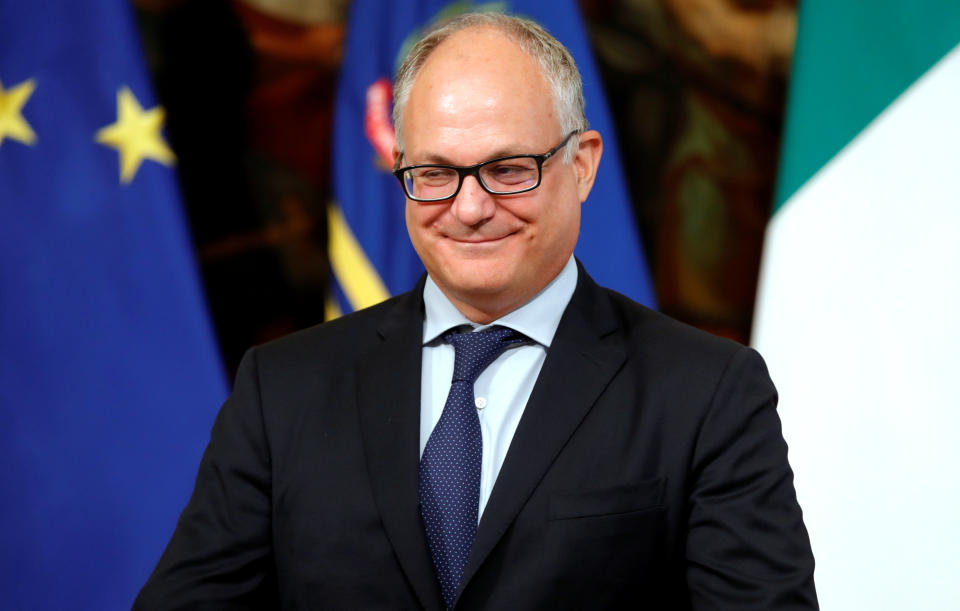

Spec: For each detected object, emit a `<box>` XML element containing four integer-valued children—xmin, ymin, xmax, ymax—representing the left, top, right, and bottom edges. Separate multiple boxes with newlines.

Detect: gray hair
<box><xmin>392</xmin><ymin>11</ymin><xmax>588</xmax><ymax>163</ymax></box>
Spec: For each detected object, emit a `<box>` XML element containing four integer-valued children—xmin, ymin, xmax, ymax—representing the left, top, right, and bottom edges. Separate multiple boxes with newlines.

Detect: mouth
<box><xmin>447</xmin><ymin>230</ymin><xmax>519</xmax><ymax>245</ymax></box>
<box><xmin>452</xmin><ymin>236</ymin><xmax>507</xmax><ymax>244</ymax></box>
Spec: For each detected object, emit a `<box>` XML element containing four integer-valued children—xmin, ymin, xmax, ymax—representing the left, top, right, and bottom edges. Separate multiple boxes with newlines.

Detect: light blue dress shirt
<box><xmin>420</xmin><ymin>256</ymin><xmax>578</xmax><ymax>519</ymax></box>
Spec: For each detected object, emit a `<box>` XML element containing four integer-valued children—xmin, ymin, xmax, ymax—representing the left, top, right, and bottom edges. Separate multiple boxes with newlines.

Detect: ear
<box><xmin>392</xmin><ymin>146</ymin><xmax>402</xmax><ymax>167</ymax></box>
<box><xmin>572</xmin><ymin>130</ymin><xmax>603</xmax><ymax>203</ymax></box>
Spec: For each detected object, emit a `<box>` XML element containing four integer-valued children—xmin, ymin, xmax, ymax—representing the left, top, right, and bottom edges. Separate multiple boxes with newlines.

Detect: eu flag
<box><xmin>0</xmin><ymin>1</ymin><xmax>226</xmax><ymax>608</ymax></box>
<box><xmin>329</xmin><ymin>0</ymin><xmax>655</xmax><ymax>313</ymax></box>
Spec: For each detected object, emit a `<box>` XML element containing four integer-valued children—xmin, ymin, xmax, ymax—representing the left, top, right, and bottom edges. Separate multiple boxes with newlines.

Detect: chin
<box><xmin>433</xmin><ymin>257</ymin><xmax>524</xmax><ymax>301</ymax></box>
<box><xmin>442</xmin><ymin>264</ymin><xmax>513</xmax><ymax>295</ymax></box>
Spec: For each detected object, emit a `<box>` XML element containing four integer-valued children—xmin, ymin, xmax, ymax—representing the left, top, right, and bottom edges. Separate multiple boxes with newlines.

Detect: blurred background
<box><xmin>132</xmin><ymin>0</ymin><xmax>796</xmax><ymax>374</ymax></box>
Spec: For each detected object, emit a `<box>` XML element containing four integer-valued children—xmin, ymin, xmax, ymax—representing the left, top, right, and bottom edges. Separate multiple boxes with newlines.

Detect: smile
<box><xmin>447</xmin><ymin>232</ymin><xmax>517</xmax><ymax>245</ymax></box>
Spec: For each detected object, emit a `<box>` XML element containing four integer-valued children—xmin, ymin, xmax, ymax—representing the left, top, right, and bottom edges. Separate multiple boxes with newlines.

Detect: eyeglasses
<box><xmin>393</xmin><ymin>131</ymin><xmax>580</xmax><ymax>203</ymax></box>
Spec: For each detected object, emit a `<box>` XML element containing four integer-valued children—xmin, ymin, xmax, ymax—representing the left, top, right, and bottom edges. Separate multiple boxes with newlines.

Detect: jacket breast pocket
<box><xmin>547</xmin><ymin>477</ymin><xmax>665</xmax><ymax>521</ymax></box>
<box><xmin>541</xmin><ymin>478</ymin><xmax>668</xmax><ymax>605</ymax></box>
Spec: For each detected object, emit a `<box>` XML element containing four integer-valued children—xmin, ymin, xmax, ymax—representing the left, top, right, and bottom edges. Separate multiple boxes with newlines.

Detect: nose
<box><xmin>450</xmin><ymin>175</ymin><xmax>496</xmax><ymax>226</ymax></box>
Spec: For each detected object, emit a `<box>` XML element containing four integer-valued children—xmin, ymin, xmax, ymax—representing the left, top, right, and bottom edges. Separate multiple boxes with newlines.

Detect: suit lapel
<box><xmin>457</xmin><ymin>269</ymin><xmax>627</xmax><ymax>599</ymax></box>
<box><xmin>357</xmin><ymin>281</ymin><xmax>445</xmax><ymax>611</ymax></box>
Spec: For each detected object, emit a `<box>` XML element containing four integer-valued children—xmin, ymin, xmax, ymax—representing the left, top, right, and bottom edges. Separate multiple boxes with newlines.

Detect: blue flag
<box><xmin>330</xmin><ymin>0</ymin><xmax>655</xmax><ymax>313</ymax></box>
<box><xmin>0</xmin><ymin>1</ymin><xmax>226</xmax><ymax>608</ymax></box>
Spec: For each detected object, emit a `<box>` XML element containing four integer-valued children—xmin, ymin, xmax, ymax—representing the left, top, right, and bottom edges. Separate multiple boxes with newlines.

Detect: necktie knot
<box><xmin>444</xmin><ymin>325</ymin><xmax>528</xmax><ymax>384</ymax></box>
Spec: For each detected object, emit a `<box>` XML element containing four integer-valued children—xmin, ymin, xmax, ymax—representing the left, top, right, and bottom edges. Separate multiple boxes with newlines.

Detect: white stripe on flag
<box><xmin>754</xmin><ymin>43</ymin><xmax>960</xmax><ymax>610</ymax></box>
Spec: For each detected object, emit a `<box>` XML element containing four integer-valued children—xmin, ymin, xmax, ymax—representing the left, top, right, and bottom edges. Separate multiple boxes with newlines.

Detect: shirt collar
<box><xmin>422</xmin><ymin>256</ymin><xmax>578</xmax><ymax>348</ymax></box>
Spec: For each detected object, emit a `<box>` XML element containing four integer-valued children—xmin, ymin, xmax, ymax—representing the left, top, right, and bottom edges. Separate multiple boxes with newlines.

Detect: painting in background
<box><xmin>581</xmin><ymin>0</ymin><xmax>795</xmax><ymax>343</ymax></box>
<box><xmin>136</xmin><ymin>0</ymin><xmax>347</xmax><ymax>374</ymax></box>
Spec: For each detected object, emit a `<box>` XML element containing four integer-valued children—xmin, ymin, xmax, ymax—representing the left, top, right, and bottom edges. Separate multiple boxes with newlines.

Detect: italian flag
<box><xmin>753</xmin><ymin>2</ymin><xmax>960</xmax><ymax>608</ymax></box>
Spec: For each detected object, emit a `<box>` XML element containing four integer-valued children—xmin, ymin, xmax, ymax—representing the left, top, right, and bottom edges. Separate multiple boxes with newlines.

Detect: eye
<box><xmin>413</xmin><ymin>167</ymin><xmax>457</xmax><ymax>185</ymax></box>
<box><xmin>482</xmin><ymin>160</ymin><xmax>538</xmax><ymax>185</ymax></box>
<box><xmin>491</xmin><ymin>165</ymin><xmax>525</xmax><ymax>176</ymax></box>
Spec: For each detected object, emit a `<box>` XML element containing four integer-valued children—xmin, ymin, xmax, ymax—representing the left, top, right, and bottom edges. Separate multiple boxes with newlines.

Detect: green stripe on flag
<box><xmin>774</xmin><ymin>0</ymin><xmax>960</xmax><ymax>211</ymax></box>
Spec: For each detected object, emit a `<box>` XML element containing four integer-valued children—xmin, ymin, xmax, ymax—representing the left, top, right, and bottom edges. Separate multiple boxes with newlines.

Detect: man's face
<box><xmin>400</xmin><ymin>27</ymin><xmax>601</xmax><ymax>322</ymax></box>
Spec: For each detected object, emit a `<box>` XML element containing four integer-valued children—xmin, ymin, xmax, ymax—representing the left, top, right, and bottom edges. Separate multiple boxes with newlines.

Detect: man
<box><xmin>136</xmin><ymin>12</ymin><xmax>816</xmax><ymax>610</ymax></box>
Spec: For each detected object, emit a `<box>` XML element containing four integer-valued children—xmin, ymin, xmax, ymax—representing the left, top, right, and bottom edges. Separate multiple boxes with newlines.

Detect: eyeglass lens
<box><xmin>402</xmin><ymin>157</ymin><xmax>540</xmax><ymax>200</ymax></box>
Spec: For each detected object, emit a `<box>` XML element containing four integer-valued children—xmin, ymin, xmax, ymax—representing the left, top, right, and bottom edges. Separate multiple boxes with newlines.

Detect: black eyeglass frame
<box><xmin>393</xmin><ymin>130</ymin><xmax>581</xmax><ymax>203</ymax></box>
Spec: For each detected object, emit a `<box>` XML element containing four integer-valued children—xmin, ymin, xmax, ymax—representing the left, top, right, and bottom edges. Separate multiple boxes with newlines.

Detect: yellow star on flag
<box><xmin>0</xmin><ymin>78</ymin><xmax>38</xmax><ymax>148</ymax></box>
<box><xmin>95</xmin><ymin>86</ymin><xmax>175</xmax><ymax>183</ymax></box>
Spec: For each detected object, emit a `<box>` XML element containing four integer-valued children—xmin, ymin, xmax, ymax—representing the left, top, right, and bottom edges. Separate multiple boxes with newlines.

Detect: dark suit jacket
<box><xmin>135</xmin><ymin>266</ymin><xmax>817</xmax><ymax>610</ymax></box>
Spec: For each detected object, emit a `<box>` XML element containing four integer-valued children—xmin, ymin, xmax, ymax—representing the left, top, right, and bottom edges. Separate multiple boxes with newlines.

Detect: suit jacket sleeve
<box><xmin>134</xmin><ymin>347</ymin><xmax>278</xmax><ymax>610</ymax></box>
<box><xmin>685</xmin><ymin>346</ymin><xmax>817</xmax><ymax>609</ymax></box>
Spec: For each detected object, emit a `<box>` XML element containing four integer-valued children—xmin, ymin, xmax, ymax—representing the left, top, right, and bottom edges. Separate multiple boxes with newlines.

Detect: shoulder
<box><xmin>604</xmin><ymin>287</ymin><xmax>745</xmax><ymax>363</ymax></box>
<box><xmin>571</xmin><ymin>265</ymin><xmax>750</xmax><ymax>368</ymax></box>
<box><xmin>580</xmin><ymin>278</ymin><xmax>774</xmax><ymax>403</ymax></box>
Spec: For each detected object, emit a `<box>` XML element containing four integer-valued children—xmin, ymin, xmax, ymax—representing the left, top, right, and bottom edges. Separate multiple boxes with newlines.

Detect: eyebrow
<box><xmin>414</xmin><ymin>146</ymin><xmax>531</xmax><ymax>166</ymax></box>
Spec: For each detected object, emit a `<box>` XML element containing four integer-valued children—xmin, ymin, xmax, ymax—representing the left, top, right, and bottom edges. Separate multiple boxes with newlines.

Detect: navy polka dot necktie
<box><xmin>419</xmin><ymin>325</ymin><xmax>528</xmax><ymax>609</ymax></box>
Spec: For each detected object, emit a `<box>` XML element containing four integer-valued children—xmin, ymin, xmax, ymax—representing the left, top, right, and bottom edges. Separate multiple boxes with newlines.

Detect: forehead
<box><xmin>402</xmin><ymin>27</ymin><xmax>558</xmax><ymax>151</ymax></box>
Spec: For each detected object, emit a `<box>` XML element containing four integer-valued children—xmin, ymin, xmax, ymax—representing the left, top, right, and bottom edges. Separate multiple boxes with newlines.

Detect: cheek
<box><xmin>537</xmin><ymin>197</ymin><xmax>581</xmax><ymax>255</ymax></box>
<box><xmin>404</xmin><ymin>206</ymin><xmax>429</xmax><ymax>265</ymax></box>
<box><xmin>406</xmin><ymin>204</ymin><xmax>456</xmax><ymax>273</ymax></box>
<box><xmin>405</xmin><ymin>204</ymin><xmax>436</xmax><ymax>243</ymax></box>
